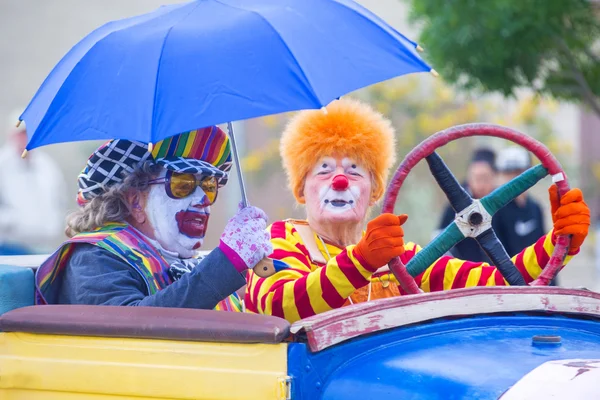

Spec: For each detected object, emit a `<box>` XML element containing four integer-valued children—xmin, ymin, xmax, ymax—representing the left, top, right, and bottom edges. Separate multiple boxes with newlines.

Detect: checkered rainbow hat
<box><xmin>77</xmin><ymin>126</ymin><xmax>232</xmax><ymax>206</ymax></box>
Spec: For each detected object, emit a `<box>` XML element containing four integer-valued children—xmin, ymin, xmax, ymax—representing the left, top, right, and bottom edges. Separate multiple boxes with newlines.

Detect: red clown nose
<box><xmin>332</xmin><ymin>175</ymin><xmax>349</xmax><ymax>191</ymax></box>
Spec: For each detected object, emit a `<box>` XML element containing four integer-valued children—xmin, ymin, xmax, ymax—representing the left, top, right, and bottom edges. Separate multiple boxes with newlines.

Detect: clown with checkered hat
<box><xmin>36</xmin><ymin>126</ymin><xmax>272</xmax><ymax>312</ymax></box>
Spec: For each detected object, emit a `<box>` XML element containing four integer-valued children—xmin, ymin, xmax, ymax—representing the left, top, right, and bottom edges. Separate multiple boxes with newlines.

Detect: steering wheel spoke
<box><xmin>405</xmin><ymin>222</ymin><xmax>465</xmax><ymax>277</ymax></box>
<box><xmin>480</xmin><ymin>164</ymin><xmax>548</xmax><ymax>215</ymax></box>
<box><xmin>425</xmin><ymin>152</ymin><xmax>473</xmax><ymax>212</ymax></box>
<box><xmin>476</xmin><ymin>229</ymin><xmax>527</xmax><ymax>286</ymax></box>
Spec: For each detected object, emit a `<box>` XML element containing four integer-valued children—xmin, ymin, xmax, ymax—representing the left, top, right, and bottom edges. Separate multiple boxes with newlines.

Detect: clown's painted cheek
<box><xmin>145</xmin><ymin>171</ymin><xmax>211</xmax><ymax>258</ymax></box>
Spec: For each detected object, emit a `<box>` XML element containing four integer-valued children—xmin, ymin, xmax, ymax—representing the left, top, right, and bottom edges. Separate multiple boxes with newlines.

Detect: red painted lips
<box><xmin>176</xmin><ymin>210</ymin><xmax>209</xmax><ymax>239</ymax></box>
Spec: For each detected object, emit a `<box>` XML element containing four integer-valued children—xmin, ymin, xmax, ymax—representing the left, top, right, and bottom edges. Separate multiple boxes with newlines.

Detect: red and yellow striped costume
<box><xmin>245</xmin><ymin>220</ymin><xmax>577</xmax><ymax>323</ymax></box>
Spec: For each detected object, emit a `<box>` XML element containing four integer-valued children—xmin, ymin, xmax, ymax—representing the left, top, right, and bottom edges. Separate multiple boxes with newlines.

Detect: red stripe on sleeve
<box><xmin>269</xmin><ymin>287</ymin><xmax>285</xmax><ymax>319</ymax></box>
<box><xmin>244</xmin><ymin>290</ymin><xmax>258</xmax><ymax>313</ymax></box>
<box><xmin>259</xmin><ymin>278</ymin><xmax>293</xmax><ymax>317</ymax></box>
<box><xmin>271</xmin><ymin>249</ymin><xmax>312</xmax><ymax>270</ymax></box>
<box><xmin>320</xmin><ymin>266</ymin><xmax>347</xmax><ymax>308</ymax></box>
<box><xmin>494</xmin><ymin>270</ymin><xmax>507</xmax><ymax>286</ymax></box>
<box><xmin>337</xmin><ymin>251</ymin><xmax>371</xmax><ymax>288</ymax></box>
<box><xmin>251</xmin><ymin>276</ymin><xmax>265</xmax><ymax>308</ymax></box>
<box><xmin>295</xmin><ymin>241</ymin><xmax>310</xmax><ymax>257</ymax></box>
<box><xmin>429</xmin><ymin>257</ymin><xmax>451</xmax><ymax>292</ymax></box>
<box><xmin>351</xmin><ymin>248</ymin><xmax>378</xmax><ymax>273</ymax></box>
<box><xmin>294</xmin><ymin>278</ymin><xmax>316</xmax><ymax>319</ymax></box>
<box><xmin>400</xmin><ymin>244</ymin><xmax>418</xmax><ymax>264</ymax></box>
<box><xmin>513</xmin><ymin>250</ymin><xmax>530</xmax><ymax>282</ymax></box>
<box><xmin>270</xmin><ymin>221</ymin><xmax>288</xmax><ymax>239</ymax></box>
<box><xmin>451</xmin><ymin>262</ymin><xmax>475</xmax><ymax>289</ymax></box>
<box><xmin>477</xmin><ymin>267</ymin><xmax>494</xmax><ymax>286</ymax></box>
<box><xmin>533</xmin><ymin>236</ymin><xmax>550</xmax><ymax>271</ymax></box>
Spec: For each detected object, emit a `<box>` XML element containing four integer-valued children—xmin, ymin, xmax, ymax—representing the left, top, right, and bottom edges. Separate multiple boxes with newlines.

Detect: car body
<box><xmin>1</xmin><ymin>254</ymin><xmax>600</xmax><ymax>399</ymax></box>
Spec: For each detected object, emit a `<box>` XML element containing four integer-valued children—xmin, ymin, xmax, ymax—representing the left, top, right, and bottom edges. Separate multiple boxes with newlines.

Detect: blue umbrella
<box><xmin>19</xmin><ymin>0</ymin><xmax>434</xmax><ymax>206</ymax></box>
<box><xmin>20</xmin><ymin>0</ymin><xmax>432</xmax><ymax>151</ymax></box>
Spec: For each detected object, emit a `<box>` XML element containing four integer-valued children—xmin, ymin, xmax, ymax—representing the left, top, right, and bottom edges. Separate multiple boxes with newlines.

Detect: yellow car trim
<box><xmin>0</xmin><ymin>332</ymin><xmax>288</xmax><ymax>400</ymax></box>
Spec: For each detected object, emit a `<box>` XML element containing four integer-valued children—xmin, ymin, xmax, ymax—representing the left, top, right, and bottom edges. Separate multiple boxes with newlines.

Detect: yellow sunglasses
<box><xmin>149</xmin><ymin>170</ymin><xmax>218</xmax><ymax>204</ymax></box>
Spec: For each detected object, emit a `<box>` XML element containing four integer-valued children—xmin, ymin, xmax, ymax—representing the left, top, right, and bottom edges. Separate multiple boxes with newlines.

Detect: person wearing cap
<box><xmin>244</xmin><ymin>98</ymin><xmax>590</xmax><ymax>323</ymax></box>
<box><xmin>437</xmin><ymin>147</ymin><xmax>500</xmax><ymax>263</ymax></box>
<box><xmin>35</xmin><ymin>127</ymin><xmax>273</xmax><ymax>311</ymax></box>
<box><xmin>494</xmin><ymin>147</ymin><xmax>546</xmax><ymax>258</ymax></box>
<box><xmin>0</xmin><ymin>110</ymin><xmax>66</xmax><ymax>255</ymax></box>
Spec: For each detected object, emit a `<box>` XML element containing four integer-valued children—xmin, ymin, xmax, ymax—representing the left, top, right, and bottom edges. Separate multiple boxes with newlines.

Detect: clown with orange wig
<box><xmin>245</xmin><ymin>98</ymin><xmax>591</xmax><ymax>324</ymax></box>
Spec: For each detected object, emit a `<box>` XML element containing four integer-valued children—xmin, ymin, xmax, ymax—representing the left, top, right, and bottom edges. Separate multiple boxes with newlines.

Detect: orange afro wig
<box><xmin>280</xmin><ymin>98</ymin><xmax>397</xmax><ymax>204</ymax></box>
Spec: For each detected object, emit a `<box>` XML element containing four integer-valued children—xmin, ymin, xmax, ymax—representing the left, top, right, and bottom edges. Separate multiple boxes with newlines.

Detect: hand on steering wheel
<box><xmin>549</xmin><ymin>186</ymin><xmax>590</xmax><ymax>252</ymax></box>
<box><xmin>382</xmin><ymin>123</ymin><xmax>578</xmax><ymax>294</ymax></box>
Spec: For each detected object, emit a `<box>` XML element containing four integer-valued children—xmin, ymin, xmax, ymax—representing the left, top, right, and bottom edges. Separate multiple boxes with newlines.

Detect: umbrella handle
<box><xmin>226</xmin><ymin>122</ymin><xmax>280</xmax><ymax>278</ymax></box>
<box><xmin>253</xmin><ymin>258</ymin><xmax>277</xmax><ymax>278</ymax></box>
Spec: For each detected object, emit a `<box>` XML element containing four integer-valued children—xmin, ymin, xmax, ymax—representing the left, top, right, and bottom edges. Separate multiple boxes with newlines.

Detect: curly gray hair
<box><xmin>65</xmin><ymin>162</ymin><xmax>161</xmax><ymax>237</ymax></box>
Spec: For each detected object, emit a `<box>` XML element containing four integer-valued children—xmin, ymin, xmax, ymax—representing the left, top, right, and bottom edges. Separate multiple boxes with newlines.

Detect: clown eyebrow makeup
<box><xmin>313</xmin><ymin>157</ymin><xmax>336</xmax><ymax>175</ymax></box>
<box><xmin>342</xmin><ymin>158</ymin><xmax>366</xmax><ymax>176</ymax></box>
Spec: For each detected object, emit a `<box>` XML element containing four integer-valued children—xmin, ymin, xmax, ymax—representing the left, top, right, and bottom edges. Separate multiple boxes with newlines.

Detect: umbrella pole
<box><xmin>226</xmin><ymin>122</ymin><xmax>249</xmax><ymax>208</ymax></box>
<box><xmin>226</xmin><ymin>121</ymin><xmax>280</xmax><ymax>279</ymax></box>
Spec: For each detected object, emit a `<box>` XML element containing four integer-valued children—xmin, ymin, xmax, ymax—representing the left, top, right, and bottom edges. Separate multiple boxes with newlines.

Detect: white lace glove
<box><xmin>218</xmin><ymin>205</ymin><xmax>273</xmax><ymax>272</ymax></box>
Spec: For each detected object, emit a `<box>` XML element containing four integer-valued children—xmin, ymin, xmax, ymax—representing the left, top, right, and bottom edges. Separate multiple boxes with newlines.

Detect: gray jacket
<box><xmin>57</xmin><ymin>244</ymin><xmax>246</xmax><ymax>309</ymax></box>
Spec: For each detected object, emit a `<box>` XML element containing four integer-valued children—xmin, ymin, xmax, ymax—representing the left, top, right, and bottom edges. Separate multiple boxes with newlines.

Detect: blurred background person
<box><xmin>493</xmin><ymin>147</ymin><xmax>546</xmax><ymax>256</ymax></box>
<box><xmin>436</xmin><ymin>146</ymin><xmax>551</xmax><ymax>280</ymax></box>
<box><xmin>0</xmin><ymin>110</ymin><xmax>67</xmax><ymax>255</ymax></box>
<box><xmin>437</xmin><ymin>147</ymin><xmax>499</xmax><ymax>262</ymax></box>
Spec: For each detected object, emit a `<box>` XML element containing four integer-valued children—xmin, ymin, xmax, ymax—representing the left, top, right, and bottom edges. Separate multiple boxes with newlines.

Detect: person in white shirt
<box><xmin>0</xmin><ymin>110</ymin><xmax>67</xmax><ymax>254</ymax></box>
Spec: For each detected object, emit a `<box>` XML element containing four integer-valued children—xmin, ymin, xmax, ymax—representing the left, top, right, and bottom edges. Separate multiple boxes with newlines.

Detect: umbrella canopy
<box><xmin>20</xmin><ymin>0</ymin><xmax>432</xmax><ymax>150</ymax></box>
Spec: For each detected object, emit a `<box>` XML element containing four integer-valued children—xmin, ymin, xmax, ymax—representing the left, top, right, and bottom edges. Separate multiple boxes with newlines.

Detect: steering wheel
<box><xmin>382</xmin><ymin>124</ymin><xmax>572</xmax><ymax>295</ymax></box>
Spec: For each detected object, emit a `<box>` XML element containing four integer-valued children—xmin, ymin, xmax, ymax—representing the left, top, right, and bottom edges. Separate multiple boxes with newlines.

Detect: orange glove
<box><xmin>354</xmin><ymin>213</ymin><xmax>408</xmax><ymax>271</ymax></box>
<box><xmin>548</xmin><ymin>185</ymin><xmax>590</xmax><ymax>251</ymax></box>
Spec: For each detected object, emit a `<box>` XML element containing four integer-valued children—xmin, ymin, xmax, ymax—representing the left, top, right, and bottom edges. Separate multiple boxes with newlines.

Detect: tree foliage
<box><xmin>406</xmin><ymin>0</ymin><xmax>600</xmax><ymax>116</ymax></box>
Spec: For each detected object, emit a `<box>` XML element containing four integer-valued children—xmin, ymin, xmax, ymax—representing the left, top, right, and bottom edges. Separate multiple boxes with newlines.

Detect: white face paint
<box><xmin>318</xmin><ymin>179</ymin><xmax>361</xmax><ymax>214</ymax></box>
<box><xmin>145</xmin><ymin>169</ymin><xmax>211</xmax><ymax>259</ymax></box>
<box><xmin>304</xmin><ymin>157</ymin><xmax>372</xmax><ymax>225</ymax></box>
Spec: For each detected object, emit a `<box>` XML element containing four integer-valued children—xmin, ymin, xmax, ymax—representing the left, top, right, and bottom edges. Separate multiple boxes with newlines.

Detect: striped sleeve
<box><xmin>244</xmin><ymin>221</ymin><xmax>375</xmax><ymax>323</ymax></box>
<box><xmin>406</xmin><ymin>230</ymin><xmax>576</xmax><ymax>291</ymax></box>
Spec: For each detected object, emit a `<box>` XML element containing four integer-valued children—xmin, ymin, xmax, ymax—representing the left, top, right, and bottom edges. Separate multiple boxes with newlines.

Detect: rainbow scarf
<box><xmin>214</xmin><ymin>291</ymin><xmax>244</xmax><ymax>312</ymax></box>
<box><xmin>36</xmin><ymin>223</ymin><xmax>241</xmax><ymax>312</ymax></box>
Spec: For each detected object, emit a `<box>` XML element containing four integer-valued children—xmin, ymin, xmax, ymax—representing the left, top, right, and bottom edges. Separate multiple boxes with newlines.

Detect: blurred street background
<box><xmin>1</xmin><ymin>0</ymin><xmax>599</xmax><ymax>288</ymax></box>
